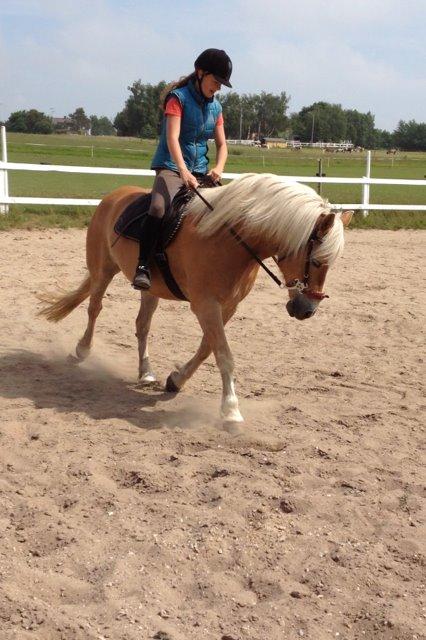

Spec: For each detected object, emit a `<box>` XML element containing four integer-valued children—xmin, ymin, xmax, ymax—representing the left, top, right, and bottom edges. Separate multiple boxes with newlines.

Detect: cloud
<box><xmin>0</xmin><ymin>0</ymin><xmax>425</xmax><ymax>130</ymax></box>
<box><xmin>223</xmin><ymin>0</ymin><xmax>426</xmax><ymax>128</ymax></box>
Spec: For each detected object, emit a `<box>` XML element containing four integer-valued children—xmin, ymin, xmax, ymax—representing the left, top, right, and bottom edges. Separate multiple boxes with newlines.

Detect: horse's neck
<box><xmin>230</xmin><ymin>221</ymin><xmax>278</xmax><ymax>261</ymax></box>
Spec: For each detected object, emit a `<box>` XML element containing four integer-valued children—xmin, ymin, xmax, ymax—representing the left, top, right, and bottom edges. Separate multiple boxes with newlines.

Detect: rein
<box><xmin>193</xmin><ymin>187</ymin><xmax>328</xmax><ymax>300</ymax></box>
<box><xmin>227</xmin><ymin>226</ymin><xmax>284</xmax><ymax>288</ymax></box>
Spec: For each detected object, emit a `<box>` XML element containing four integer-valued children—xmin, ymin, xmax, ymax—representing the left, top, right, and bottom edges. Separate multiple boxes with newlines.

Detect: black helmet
<box><xmin>194</xmin><ymin>48</ymin><xmax>233</xmax><ymax>88</ymax></box>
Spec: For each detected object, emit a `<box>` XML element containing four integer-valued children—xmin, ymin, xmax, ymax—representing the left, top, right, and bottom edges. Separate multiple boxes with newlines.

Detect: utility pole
<box><xmin>239</xmin><ymin>104</ymin><xmax>243</xmax><ymax>141</ymax></box>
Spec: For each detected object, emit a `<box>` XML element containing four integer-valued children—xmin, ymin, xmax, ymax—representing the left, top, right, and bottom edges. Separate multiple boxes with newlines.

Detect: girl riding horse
<box><xmin>132</xmin><ymin>48</ymin><xmax>232</xmax><ymax>290</ymax></box>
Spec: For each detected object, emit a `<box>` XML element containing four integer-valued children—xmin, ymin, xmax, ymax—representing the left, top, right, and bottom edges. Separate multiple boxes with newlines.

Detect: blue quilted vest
<box><xmin>151</xmin><ymin>80</ymin><xmax>222</xmax><ymax>175</ymax></box>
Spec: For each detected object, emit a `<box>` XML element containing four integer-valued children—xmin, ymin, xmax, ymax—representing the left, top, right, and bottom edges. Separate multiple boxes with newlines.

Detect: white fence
<box><xmin>1</xmin><ymin>127</ymin><xmax>425</xmax><ymax>214</ymax></box>
<box><xmin>0</xmin><ymin>126</ymin><xmax>9</xmax><ymax>214</ymax></box>
<box><xmin>226</xmin><ymin>139</ymin><xmax>355</xmax><ymax>150</ymax></box>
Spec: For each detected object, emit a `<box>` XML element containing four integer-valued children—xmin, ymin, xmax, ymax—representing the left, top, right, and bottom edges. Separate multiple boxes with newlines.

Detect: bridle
<box><xmin>192</xmin><ymin>186</ymin><xmax>329</xmax><ymax>301</ymax></box>
<box><xmin>274</xmin><ymin>216</ymin><xmax>329</xmax><ymax>301</ymax></box>
<box><xmin>229</xmin><ymin>216</ymin><xmax>329</xmax><ymax>301</ymax></box>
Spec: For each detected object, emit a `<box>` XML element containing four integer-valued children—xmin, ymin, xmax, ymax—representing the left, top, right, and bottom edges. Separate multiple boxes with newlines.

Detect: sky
<box><xmin>0</xmin><ymin>0</ymin><xmax>425</xmax><ymax>132</ymax></box>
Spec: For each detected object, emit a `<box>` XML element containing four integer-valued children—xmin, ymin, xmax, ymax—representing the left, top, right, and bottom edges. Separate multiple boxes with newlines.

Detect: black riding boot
<box><xmin>132</xmin><ymin>215</ymin><xmax>162</xmax><ymax>290</ymax></box>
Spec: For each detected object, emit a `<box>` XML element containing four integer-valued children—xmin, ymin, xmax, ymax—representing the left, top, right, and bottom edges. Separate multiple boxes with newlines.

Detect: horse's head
<box><xmin>277</xmin><ymin>210</ymin><xmax>353</xmax><ymax>320</ymax></box>
<box><xmin>191</xmin><ymin>174</ymin><xmax>353</xmax><ymax>321</ymax></box>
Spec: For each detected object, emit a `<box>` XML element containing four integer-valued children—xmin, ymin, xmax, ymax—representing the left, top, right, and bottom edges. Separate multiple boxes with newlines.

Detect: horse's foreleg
<box><xmin>75</xmin><ymin>271</ymin><xmax>115</xmax><ymax>360</ymax></box>
<box><xmin>193</xmin><ymin>301</ymin><xmax>243</xmax><ymax>424</ymax></box>
<box><xmin>135</xmin><ymin>292</ymin><xmax>159</xmax><ymax>383</ymax></box>
<box><xmin>166</xmin><ymin>305</ymin><xmax>237</xmax><ymax>393</ymax></box>
<box><xmin>166</xmin><ymin>334</ymin><xmax>211</xmax><ymax>392</ymax></box>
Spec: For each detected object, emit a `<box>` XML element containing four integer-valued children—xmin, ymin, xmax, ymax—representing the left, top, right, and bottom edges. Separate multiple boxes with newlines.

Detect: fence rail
<box><xmin>1</xmin><ymin>127</ymin><xmax>425</xmax><ymax>213</ymax></box>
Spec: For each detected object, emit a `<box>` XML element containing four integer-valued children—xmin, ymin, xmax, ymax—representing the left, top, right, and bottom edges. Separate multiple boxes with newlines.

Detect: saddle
<box><xmin>114</xmin><ymin>175</ymin><xmax>219</xmax><ymax>300</ymax></box>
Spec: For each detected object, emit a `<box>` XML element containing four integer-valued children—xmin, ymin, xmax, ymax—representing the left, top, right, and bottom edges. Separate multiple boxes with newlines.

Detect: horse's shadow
<box><xmin>0</xmin><ymin>349</ymin><xmax>214</xmax><ymax>432</ymax></box>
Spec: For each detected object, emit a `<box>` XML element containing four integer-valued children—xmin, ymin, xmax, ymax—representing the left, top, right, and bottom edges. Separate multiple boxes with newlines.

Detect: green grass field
<box><xmin>1</xmin><ymin>132</ymin><xmax>425</xmax><ymax>230</ymax></box>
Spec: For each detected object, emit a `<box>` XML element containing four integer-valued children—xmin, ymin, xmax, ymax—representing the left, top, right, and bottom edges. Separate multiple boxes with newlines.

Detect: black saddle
<box><xmin>114</xmin><ymin>176</ymin><xmax>218</xmax><ymax>300</ymax></box>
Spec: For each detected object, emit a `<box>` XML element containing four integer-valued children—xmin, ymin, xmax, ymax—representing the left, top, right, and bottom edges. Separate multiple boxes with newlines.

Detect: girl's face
<box><xmin>197</xmin><ymin>70</ymin><xmax>221</xmax><ymax>98</ymax></box>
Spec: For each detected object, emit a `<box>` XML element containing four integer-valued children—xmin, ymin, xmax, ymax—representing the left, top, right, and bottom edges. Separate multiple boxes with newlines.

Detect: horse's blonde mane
<box><xmin>190</xmin><ymin>173</ymin><xmax>344</xmax><ymax>263</ymax></box>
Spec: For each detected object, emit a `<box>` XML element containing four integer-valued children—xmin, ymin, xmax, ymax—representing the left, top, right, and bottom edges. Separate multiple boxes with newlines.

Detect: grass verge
<box><xmin>1</xmin><ymin>205</ymin><xmax>424</xmax><ymax>231</ymax></box>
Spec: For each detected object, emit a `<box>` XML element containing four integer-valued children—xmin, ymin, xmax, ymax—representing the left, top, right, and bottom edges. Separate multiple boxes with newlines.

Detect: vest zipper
<box><xmin>193</xmin><ymin>103</ymin><xmax>207</xmax><ymax>172</ymax></box>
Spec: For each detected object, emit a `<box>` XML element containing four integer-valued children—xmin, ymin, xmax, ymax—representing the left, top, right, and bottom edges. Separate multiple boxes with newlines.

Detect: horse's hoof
<box><xmin>221</xmin><ymin>410</ymin><xmax>244</xmax><ymax>429</ymax></box>
<box><xmin>223</xmin><ymin>420</ymin><xmax>244</xmax><ymax>436</ymax></box>
<box><xmin>138</xmin><ymin>372</ymin><xmax>157</xmax><ymax>385</ymax></box>
<box><xmin>165</xmin><ymin>373</ymin><xmax>180</xmax><ymax>393</ymax></box>
<box><xmin>75</xmin><ymin>343</ymin><xmax>90</xmax><ymax>361</ymax></box>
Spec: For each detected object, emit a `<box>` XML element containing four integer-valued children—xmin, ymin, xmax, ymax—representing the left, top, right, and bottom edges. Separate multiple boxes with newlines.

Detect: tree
<box><xmin>219</xmin><ymin>91</ymin><xmax>290</xmax><ymax>139</ymax></box>
<box><xmin>291</xmin><ymin>102</ymin><xmax>347</xmax><ymax>143</ymax></box>
<box><xmin>26</xmin><ymin>109</ymin><xmax>53</xmax><ymax>134</ymax></box>
<box><xmin>6</xmin><ymin>109</ymin><xmax>53</xmax><ymax>133</ymax></box>
<box><xmin>393</xmin><ymin>120</ymin><xmax>426</xmax><ymax>151</ymax></box>
<box><xmin>90</xmin><ymin>115</ymin><xmax>115</xmax><ymax>136</ymax></box>
<box><xmin>219</xmin><ymin>92</ymin><xmax>244</xmax><ymax>138</ymax></box>
<box><xmin>68</xmin><ymin>107</ymin><xmax>91</xmax><ymax>133</ymax></box>
<box><xmin>253</xmin><ymin>91</ymin><xmax>290</xmax><ymax>137</ymax></box>
<box><xmin>220</xmin><ymin>92</ymin><xmax>260</xmax><ymax>139</ymax></box>
<box><xmin>371</xmin><ymin>128</ymin><xmax>393</xmax><ymax>149</ymax></box>
<box><xmin>114</xmin><ymin>80</ymin><xmax>167</xmax><ymax>138</ymax></box>
<box><xmin>115</xmin><ymin>81</ymin><xmax>290</xmax><ymax>140</ymax></box>
<box><xmin>6</xmin><ymin>111</ymin><xmax>28</xmax><ymax>132</ymax></box>
<box><xmin>345</xmin><ymin>109</ymin><xmax>376</xmax><ymax>147</ymax></box>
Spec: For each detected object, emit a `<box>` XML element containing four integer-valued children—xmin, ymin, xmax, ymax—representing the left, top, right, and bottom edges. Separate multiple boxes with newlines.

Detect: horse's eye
<box><xmin>312</xmin><ymin>259</ymin><xmax>322</xmax><ymax>268</ymax></box>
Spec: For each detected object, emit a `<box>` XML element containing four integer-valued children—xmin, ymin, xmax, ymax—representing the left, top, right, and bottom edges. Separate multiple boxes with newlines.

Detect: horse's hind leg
<box><xmin>136</xmin><ymin>292</ymin><xmax>159</xmax><ymax>383</ymax></box>
<box><xmin>75</xmin><ymin>269</ymin><xmax>115</xmax><ymax>361</ymax></box>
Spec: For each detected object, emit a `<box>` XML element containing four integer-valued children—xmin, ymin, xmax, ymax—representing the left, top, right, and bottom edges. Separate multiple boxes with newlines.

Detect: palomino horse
<box><xmin>39</xmin><ymin>173</ymin><xmax>352</xmax><ymax>425</ymax></box>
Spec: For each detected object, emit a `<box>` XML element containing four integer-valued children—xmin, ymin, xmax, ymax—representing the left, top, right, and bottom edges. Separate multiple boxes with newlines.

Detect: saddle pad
<box><xmin>113</xmin><ymin>175</ymin><xmax>219</xmax><ymax>248</ymax></box>
<box><xmin>114</xmin><ymin>191</ymin><xmax>186</xmax><ymax>250</ymax></box>
<box><xmin>113</xmin><ymin>180</ymin><xmax>219</xmax><ymax>301</ymax></box>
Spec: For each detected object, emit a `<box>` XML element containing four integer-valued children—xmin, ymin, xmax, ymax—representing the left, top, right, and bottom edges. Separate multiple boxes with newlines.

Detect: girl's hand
<box><xmin>207</xmin><ymin>167</ymin><xmax>222</xmax><ymax>183</ymax></box>
<box><xmin>180</xmin><ymin>168</ymin><xmax>199</xmax><ymax>190</ymax></box>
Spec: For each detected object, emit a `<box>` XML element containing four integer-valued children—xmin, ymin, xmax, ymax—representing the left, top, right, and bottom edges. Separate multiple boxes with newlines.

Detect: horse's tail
<box><xmin>37</xmin><ymin>274</ymin><xmax>91</xmax><ymax>322</ymax></box>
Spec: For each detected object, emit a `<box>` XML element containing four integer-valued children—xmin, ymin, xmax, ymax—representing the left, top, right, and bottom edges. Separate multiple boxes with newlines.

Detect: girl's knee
<box><xmin>148</xmin><ymin>201</ymin><xmax>165</xmax><ymax>219</ymax></box>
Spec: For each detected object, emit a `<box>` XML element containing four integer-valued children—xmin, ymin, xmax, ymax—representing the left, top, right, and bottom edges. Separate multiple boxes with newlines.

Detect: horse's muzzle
<box><xmin>286</xmin><ymin>294</ymin><xmax>318</xmax><ymax>320</ymax></box>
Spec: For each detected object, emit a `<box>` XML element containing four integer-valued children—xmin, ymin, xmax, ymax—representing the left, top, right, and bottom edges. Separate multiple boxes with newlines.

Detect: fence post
<box><xmin>362</xmin><ymin>150</ymin><xmax>371</xmax><ymax>217</ymax></box>
<box><xmin>316</xmin><ymin>158</ymin><xmax>325</xmax><ymax>196</ymax></box>
<box><xmin>0</xmin><ymin>125</ymin><xmax>9</xmax><ymax>214</ymax></box>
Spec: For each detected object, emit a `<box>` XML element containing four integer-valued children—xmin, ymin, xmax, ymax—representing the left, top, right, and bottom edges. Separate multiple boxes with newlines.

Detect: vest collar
<box><xmin>188</xmin><ymin>78</ymin><xmax>214</xmax><ymax>105</ymax></box>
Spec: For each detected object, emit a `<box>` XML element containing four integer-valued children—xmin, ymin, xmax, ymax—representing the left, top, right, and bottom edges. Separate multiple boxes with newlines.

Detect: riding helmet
<box><xmin>194</xmin><ymin>49</ymin><xmax>233</xmax><ymax>87</ymax></box>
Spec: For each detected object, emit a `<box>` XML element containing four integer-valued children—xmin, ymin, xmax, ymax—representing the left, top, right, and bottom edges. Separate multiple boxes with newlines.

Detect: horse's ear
<box><xmin>340</xmin><ymin>210</ymin><xmax>353</xmax><ymax>227</ymax></box>
<box><xmin>317</xmin><ymin>212</ymin><xmax>335</xmax><ymax>239</ymax></box>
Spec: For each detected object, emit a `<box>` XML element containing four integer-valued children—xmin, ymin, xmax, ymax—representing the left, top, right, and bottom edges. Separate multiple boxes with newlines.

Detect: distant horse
<box><xmin>39</xmin><ymin>173</ymin><xmax>352</xmax><ymax>425</ymax></box>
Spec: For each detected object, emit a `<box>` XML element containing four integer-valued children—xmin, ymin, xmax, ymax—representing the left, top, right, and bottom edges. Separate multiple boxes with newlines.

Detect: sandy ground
<box><xmin>0</xmin><ymin>228</ymin><xmax>424</xmax><ymax>640</ymax></box>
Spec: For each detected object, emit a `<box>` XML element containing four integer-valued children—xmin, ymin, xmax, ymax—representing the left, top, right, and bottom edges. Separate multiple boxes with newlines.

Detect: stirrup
<box><xmin>132</xmin><ymin>265</ymin><xmax>151</xmax><ymax>290</ymax></box>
